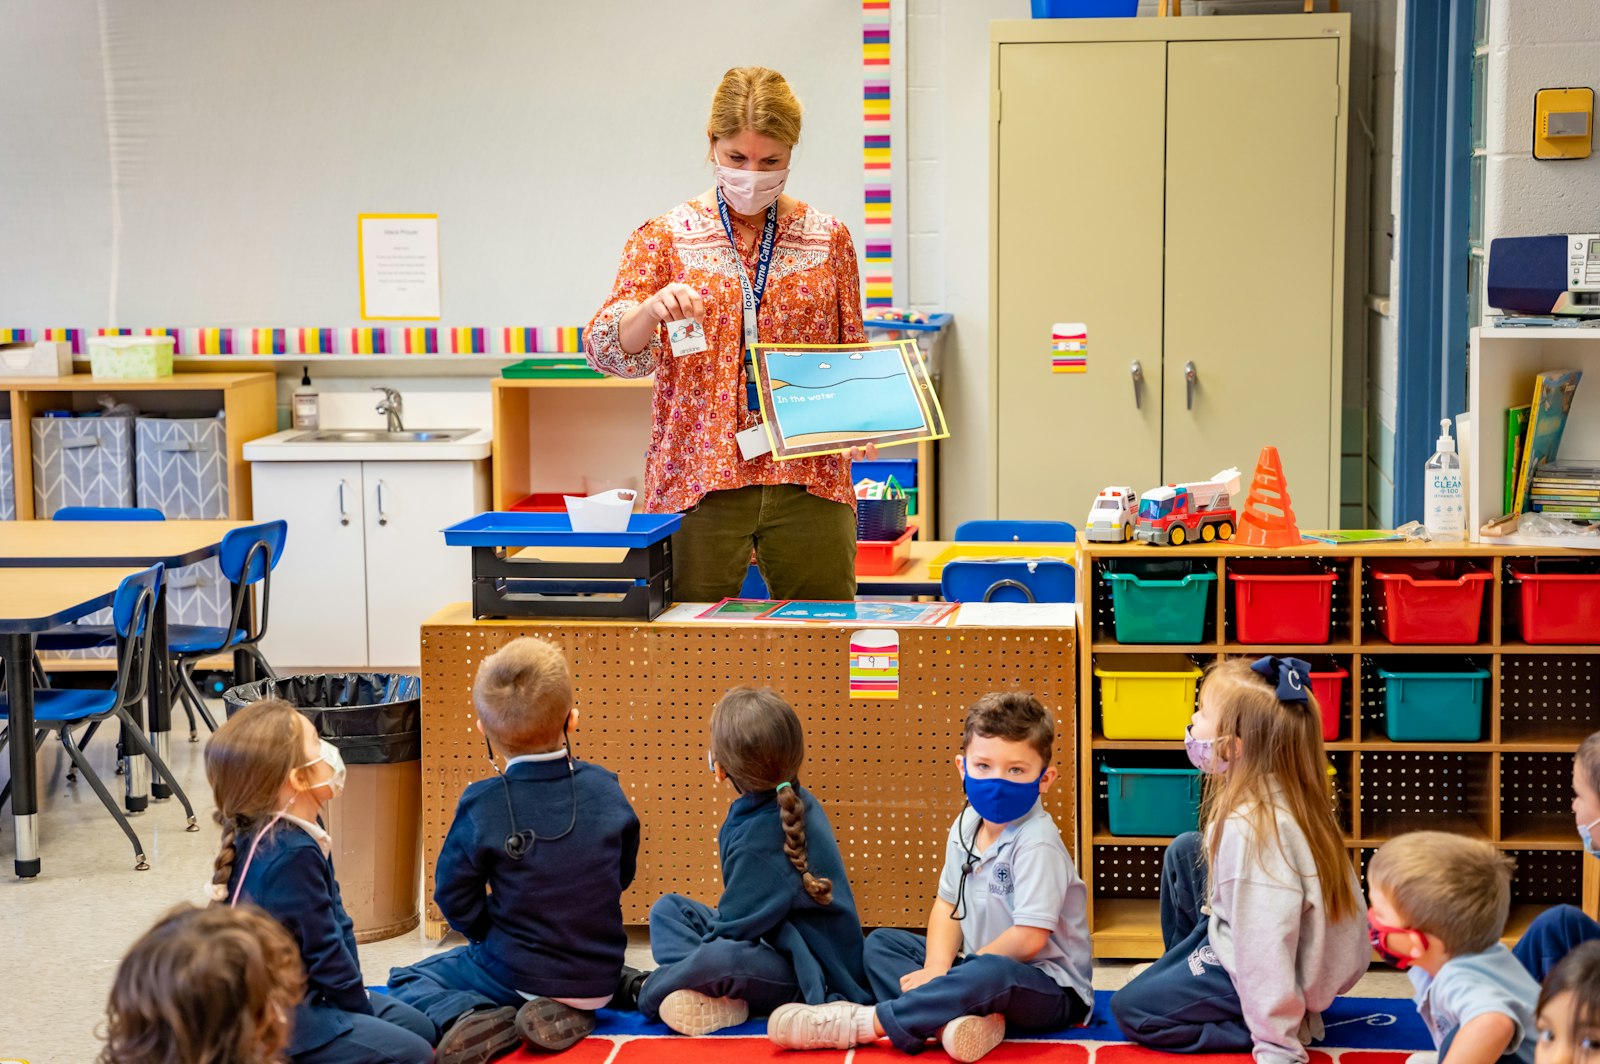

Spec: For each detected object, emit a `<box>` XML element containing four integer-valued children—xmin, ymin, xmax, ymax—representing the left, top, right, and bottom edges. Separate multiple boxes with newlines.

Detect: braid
<box><xmin>209</xmin><ymin>811</ymin><xmax>246</xmax><ymax>904</ymax></box>
<box><xmin>777</xmin><ymin>785</ymin><xmax>833</xmax><ymax>905</ymax></box>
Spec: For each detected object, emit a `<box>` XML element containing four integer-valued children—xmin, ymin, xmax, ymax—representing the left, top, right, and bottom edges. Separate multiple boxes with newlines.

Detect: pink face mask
<box><xmin>715</xmin><ymin>150</ymin><xmax>789</xmax><ymax>215</ymax></box>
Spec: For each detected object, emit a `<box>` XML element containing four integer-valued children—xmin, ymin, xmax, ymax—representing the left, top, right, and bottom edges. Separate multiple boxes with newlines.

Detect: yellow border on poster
<box><xmin>357</xmin><ymin>213</ymin><xmax>442</xmax><ymax>321</ymax></box>
<box><xmin>748</xmin><ymin>339</ymin><xmax>949</xmax><ymax>461</ymax></box>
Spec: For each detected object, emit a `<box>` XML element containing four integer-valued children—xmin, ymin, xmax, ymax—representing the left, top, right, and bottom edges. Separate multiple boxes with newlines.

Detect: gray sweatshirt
<box><xmin>1208</xmin><ymin>785</ymin><xmax>1370</xmax><ymax>1064</ymax></box>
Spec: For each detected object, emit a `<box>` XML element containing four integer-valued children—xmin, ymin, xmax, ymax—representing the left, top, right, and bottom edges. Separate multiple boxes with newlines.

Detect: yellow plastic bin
<box><xmin>1095</xmin><ymin>653</ymin><xmax>1203</xmax><ymax>740</ymax></box>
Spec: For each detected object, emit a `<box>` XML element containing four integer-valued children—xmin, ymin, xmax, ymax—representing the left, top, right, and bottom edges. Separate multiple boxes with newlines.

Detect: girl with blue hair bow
<box><xmin>1111</xmin><ymin>656</ymin><xmax>1370</xmax><ymax>1064</ymax></box>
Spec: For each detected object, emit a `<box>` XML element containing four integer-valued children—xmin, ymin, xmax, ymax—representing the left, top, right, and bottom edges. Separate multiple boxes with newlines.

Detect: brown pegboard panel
<box><xmin>1506</xmin><ymin>849</ymin><xmax>1585</xmax><ymax>906</ymax></box>
<box><xmin>1093</xmin><ymin>844</ymin><xmax>1165</xmax><ymax>899</ymax></box>
<box><xmin>1359</xmin><ymin>750</ymin><xmax>1494</xmax><ymax>842</ymax></box>
<box><xmin>1500</xmin><ymin>752</ymin><xmax>1583</xmax><ymax>846</ymax></box>
<box><xmin>420</xmin><ymin>616</ymin><xmax>1076</xmax><ymax>933</ymax></box>
<box><xmin>1500</xmin><ymin>656</ymin><xmax>1600</xmax><ymax>747</ymax></box>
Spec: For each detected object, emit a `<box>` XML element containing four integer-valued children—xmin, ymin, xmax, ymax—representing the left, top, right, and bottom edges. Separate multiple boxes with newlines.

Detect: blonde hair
<box><xmin>1200</xmin><ymin>658</ymin><xmax>1358</xmax><ymax>921</ymax></box>
<box><xmin>100</xmin><ymin>902</ymin><xmax>304</xmax><ymax>1064</ymax></box>
<box><xmin>474</xmin><ymin>637</ymin><xmax>573</xmax><ymax>754</ymax></box>
<box><xmin>1578</xmin><ymin>731</ymin><xmax>1600</xmax><ymax>798</ymax></box>
<box><xmin>1369</xmin><ymin>831</ymin><xmax>1514</xmax><ymax>954</ymax></box>
<box><xmin>707</xmin><ymin>66</ymin><xmax>803</xmax><ymax>149</ymax></box>
<box><xmin>205</xmin><ymin>699</ymin><xmax>305</xmax><ymax>901</ymax></box>
<box><xmin>711</xmin><ymin>688</ymin><xmax>833</xmax><ymax>905</ymax></box>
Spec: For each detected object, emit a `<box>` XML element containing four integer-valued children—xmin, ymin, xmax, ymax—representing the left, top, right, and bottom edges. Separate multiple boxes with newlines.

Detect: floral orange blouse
<box><xmin>584</xmin><ymin>199</ymin><xmax>865</xmax><ymax>515</ymax></box>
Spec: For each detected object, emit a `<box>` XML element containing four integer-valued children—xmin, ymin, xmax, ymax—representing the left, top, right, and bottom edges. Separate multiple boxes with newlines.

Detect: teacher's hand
<box><xmin>847</xmin><ymin>443</ymin><xmax>879</xmax><ymax>462</ymax></box>
<box><xmin>619</xmin><ymin>283</ymin><xmax>705</xmax><ymax>355</ymax></box>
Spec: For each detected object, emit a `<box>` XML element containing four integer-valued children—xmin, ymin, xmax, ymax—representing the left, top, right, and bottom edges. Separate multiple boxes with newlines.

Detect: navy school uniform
<box><xmin>638</xmin><ymin>783</ymin><xmax>872</xmax><ymax>1020</ymax></box>
<box><xmin>227</xmin><ymin>818</ymin><xmax>435</xmax><ymax>1064</ymax></box>
<box><xmin>387</xmin><ymin>754</ymin><xmax>641</xmax><ymax>1027</ymax></box>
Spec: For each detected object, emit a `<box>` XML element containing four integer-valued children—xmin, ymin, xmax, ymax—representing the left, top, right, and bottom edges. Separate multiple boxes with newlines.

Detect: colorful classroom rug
<box><xmin>499</xmin><ymin>992</ymin><xmax>1430</xmax><ymax>1062</ymax></box>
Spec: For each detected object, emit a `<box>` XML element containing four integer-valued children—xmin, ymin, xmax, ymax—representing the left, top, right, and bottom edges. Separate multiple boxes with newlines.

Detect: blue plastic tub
<box><xmin>1032</xmin><ymin>0</ymin><xmax>1138</xmax><ymax>16</ymax></box>
<box><xmin>441</xmin><ymin>511</ymin><xmax>681</xmax><ymax>548</ymax></box>
<box><xmin>853</xmin><ymin>458</ymin><xmax>917</xmax><ymax>489</ymax></box>
<box><xmin>1101</xmin><ymin>764</ymin><xmax>1202</xmax><ymax>837</ymax></box>
<box><xmin>1376</xmin><ymin>661</ymin><xmax>1491</xmax><ymax>742</ymax></box>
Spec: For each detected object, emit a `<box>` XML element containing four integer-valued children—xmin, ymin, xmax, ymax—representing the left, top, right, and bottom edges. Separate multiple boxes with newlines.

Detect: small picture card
<box><xmin>668</xmin><ymin>319</ymin><xmax>707</xmax><ymax>357</ymax></box>
<box><xmin>1051</xmin><ymin>322</ymin><xmax>1087</xmax><ymax>374</ymax></box>
<box><xmin>850</xmin><ymin>629</ymin><xmax>900</xmax><ymax>700</ymax></box>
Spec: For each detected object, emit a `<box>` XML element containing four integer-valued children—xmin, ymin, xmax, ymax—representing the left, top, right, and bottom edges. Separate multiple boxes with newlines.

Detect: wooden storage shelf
<box><xmin>1</xmin><ymin>371</ymin><xmax>276</xmax><ymax>521</ymax></box>
<box><xmin>1080</xmin><ymin>539</ymin><xmax>1600</xmax><ymax>958</ymax></box>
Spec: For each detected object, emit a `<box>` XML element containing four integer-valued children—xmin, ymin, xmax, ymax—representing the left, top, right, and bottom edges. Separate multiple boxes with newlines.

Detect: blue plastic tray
<box><xmin>442</xmin><ymin>511</ymin><xmax>682</xmax><ymax>548</ymax></box>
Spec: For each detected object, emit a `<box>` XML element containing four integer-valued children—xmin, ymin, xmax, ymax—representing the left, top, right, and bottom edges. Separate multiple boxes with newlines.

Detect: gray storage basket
<box><xmin>136</xmin><ymin>415</ymin><xmax>229</xmax><ymax>518</ymax></box>
<box><xmin>0</xmin><ymin>419</ymin><xmax>15</xmax><ymax>520</ymax></box>
<box><xmin>31</xmin><ymin>415</ymin><xmax>135</xmax><ymax>517</ymax></box>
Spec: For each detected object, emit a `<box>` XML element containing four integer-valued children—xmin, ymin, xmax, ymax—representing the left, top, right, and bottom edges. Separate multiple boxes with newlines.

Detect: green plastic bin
<box><xmin>501</xmin><ymin>357</ymin><xmax>604</xmax><ymax>380</ymax></box>
<box><xmin>1101</xmin><ymin>764</ymin><xmax>1202</xmax><ymax>837</ymax></box>
<box><xmin>1376</xmin><ymin>661</ymin><xmax>1490</xmax><ymax>742</ymax></box>
<box><xmin>1103</xmin><ymin>561</ymin><xmax>1216</xmax><ymax>643</ymax></box>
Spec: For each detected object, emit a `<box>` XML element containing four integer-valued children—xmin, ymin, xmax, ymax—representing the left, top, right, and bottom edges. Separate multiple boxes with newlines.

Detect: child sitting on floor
<box><xmin>768</xmin><ymin>691</ymin><xmax>1091</xmax><ymax>1063</ymax></box>
<box><xmin>1515</xmin><ymin>731</ymin><xmax>1600</xmax><ymax>982</ymax></box>
<box><xmin>1110</xmin><ymin>656</ymin><xmax>1369</xmax><ymax>1064</ymax></box>
<box><xmin>388</xmin><ymin>637</ymin><xmax>641</xmax><ymax>1063</ymax></box>
<box><xmin>1368</xmin><ymin>830</ymin><xmax>1540</xmax><ymax>1064</ymax></box>
<box><xmin>1533</xmin><ymin>940</ymin><xmax>1600</xmax><ymax>1064</ymax></box>
<box><xmin>638</xmin><ymin>687</ymin><xmax>873</xmax><ymax>1035</ymax></box>
<box><xmin>100</xmin><ymin>902</ymin><xmax>305</xmax><ymax>1064</ymax></box>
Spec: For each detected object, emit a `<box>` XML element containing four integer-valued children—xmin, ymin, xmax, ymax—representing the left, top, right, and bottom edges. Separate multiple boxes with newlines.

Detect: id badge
<box><xmin>736</xmin><ymin>424</ymin><xmax>772</xmax><ymax>461</ymax></box>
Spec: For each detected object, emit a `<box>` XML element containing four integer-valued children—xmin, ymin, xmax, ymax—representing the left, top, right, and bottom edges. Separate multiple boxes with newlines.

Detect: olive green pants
<box><xmin>672</xmin><ymin>484</ymin><xmax>858</xmax><ymax>603</ymax></box>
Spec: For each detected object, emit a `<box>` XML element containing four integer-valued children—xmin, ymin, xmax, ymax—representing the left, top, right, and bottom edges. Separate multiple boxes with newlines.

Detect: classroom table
<box><xmin>417</xmin><ymin>602</ymin><xmax>1076</xmax><ymax>936</ymax></box>
<box><xmin>0</xmin><ymin>520</ymin><xmax>254</xmax><ymax>805</ymax></box>
<box><xmin>1</xmin><ymin>567</ymin><xmax>141</xmax><ymax>877</ymax></box>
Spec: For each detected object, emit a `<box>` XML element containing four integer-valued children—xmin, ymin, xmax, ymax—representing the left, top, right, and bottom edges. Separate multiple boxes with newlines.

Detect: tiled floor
<box><xmin>0</xmin><ymin>707</ymin><xmax>1409</xmax><ymax>1062</ymax></box>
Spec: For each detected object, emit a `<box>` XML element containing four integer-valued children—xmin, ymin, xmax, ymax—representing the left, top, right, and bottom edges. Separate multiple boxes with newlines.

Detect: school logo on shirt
<box><xmin>989</xmin><ymin>863</ymin><xmax>1014</xmax><ymax>896</ymax></box>
<box><xmin>1187</xmin><ymin>943</ymin><xmax>1221</xmax><ymax>976</ymax></box>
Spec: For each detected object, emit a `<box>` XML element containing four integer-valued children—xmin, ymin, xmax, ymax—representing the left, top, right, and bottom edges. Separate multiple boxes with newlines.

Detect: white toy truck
<box><xmin>1085</xmin><ymin>486</ymin><xmax>1138</xmax><ymax>543</ymax></box>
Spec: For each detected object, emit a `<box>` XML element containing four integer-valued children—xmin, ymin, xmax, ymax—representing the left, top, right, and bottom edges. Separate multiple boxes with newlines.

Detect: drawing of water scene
<box><xmin>765</xmin><ymin>346</ymin><xmax>926</xmax><ymax>447</ymax></box>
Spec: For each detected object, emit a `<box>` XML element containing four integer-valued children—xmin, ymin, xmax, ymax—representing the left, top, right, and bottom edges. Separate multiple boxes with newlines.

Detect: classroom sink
<box><xmin>288</xmin><ymin>428</ymin><xmax>478</xmax><ymax>443</ymax></box>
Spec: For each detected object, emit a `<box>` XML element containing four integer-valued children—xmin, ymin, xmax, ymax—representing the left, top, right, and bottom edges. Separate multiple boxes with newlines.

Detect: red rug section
<box><xmin>503</xmin><ymin>1037</ymin><xmax>615</xmax><ymax>1062</ymax></box>
<box><xmin>857</xmin><ymin>1041</ymin><xmax>1090</xmax><ymax>1061</ymax></box>
<box><xmin>613</xmin><ymin>1037</ymin><xmax>838</xmax><ymax>1062</ymax></box>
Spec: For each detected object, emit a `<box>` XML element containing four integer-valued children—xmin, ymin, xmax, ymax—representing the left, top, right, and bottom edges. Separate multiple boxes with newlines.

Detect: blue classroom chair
<box><xmin>940</xmin><ymin>558</ymin><xmax>1076</xmax><ymax>604</ymax></box>
<box><xmin>954</xmin><ymin>519</ymin><xmax>1077</xmax><ymax>543</ymax></box>
<box><xmin>35</xmin><ymin>507</ymin><xmax>166</xmax><ymax>654</ymax></box>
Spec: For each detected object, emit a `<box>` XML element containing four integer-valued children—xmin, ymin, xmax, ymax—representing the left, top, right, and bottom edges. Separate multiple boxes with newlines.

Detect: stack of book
<box><xmin>1530</xmin><ymin>462</ymin><xmax>1600</xmax><ymax>521</ymax></box>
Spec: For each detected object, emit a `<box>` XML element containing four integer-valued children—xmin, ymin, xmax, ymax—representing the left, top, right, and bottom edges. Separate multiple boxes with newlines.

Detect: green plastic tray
<box><xmin>501</xmin><ymin>358</ymin><xmax>604</xmax><ymax>380</ymax></box>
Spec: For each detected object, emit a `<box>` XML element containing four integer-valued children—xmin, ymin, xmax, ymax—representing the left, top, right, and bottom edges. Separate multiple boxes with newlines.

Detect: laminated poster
<box><xmin>850</xmin><ymin>629</ymin><xmax>899</xmax><ymax>699</ymax></box>
<box><xmin>748</xmin><ymin>339</ymin><xmax>948</xmax><ymax>461</ymax></box>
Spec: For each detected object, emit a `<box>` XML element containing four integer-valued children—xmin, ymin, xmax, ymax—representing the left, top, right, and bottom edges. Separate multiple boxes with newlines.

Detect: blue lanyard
<box><xmin>716</xmin><ymin>187</ymin><xmax>778</xmax><ymax>411</ymax></box>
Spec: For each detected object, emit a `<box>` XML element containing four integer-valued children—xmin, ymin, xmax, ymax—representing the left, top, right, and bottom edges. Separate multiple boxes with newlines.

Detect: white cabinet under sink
<box><xmin>250</xmin><ymin>456</ymin><xmax>488</xmax><ymax>668</ymax></box>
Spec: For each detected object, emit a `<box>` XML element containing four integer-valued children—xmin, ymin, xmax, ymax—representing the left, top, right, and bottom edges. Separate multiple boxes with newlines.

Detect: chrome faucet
<box><xmin>372</xmin><ymin>387</ymin><xmax>405</xmax><ymax>432</ymax></box>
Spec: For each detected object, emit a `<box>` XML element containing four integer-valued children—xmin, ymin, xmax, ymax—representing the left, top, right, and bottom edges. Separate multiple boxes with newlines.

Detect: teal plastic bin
<box><xmin>1101</xmin><ymin>764</ymin><xmax>1202</xmax><ymax>837</ymax></box>
<box><xmin>1103</xmin><ymin>561</ymin><xmax>1216</xmax><ymax>643</ymax></box>
<box><xmin>1376</xmin><ymin>661</ymin><xmax>1490</xmax><ymax>742</ymax></box>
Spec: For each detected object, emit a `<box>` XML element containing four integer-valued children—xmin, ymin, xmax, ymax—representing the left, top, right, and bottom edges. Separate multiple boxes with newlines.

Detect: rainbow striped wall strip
<box><xmin>298</xmin><ymin>328</ymin><xmax>336</xmax><ymax>354</ymax></box>
<box><xmin>450</xmin><ymin>327</ymin><xmax>487</xmax><ymax>354</ymax></box>
<box><xmin>504</xmin><ymin>326</ymin><xmax>583</xmax><ymax>354</ymax></box>
<box><xmin>348</xmin><ymin>328</ymin><xmax>389</xmax><ymax>355</ymax></box>
<box><xmin>96</xmin><ymin>327</ymin><xmax>134</xmax><ymax>337</ymax></box>
<box><xmin>862</xmin><ymin>0</ymin><xmax>893</xmax><ymax>309</ymax></box>
<box><xmin>401</xmin><ymin>327</ymin><xmax>438</xmax><ymax>354</ymax></box>
<box><xmin>43</xmin><ymin>328</ymin><xmax>84</xmax><ymax>354</ymax></box>
<box><xmin>4</xmin><ymin>324</ymin><xmax>603</xmax><ymax>356</ymax></box>
<box><xmin>191</xmin><ymin>328</ymin><xmax>234</xmax><ymax>355</ymax></box>
<box><xmin>0</xmin><ymin>328</ymin><xmax>32</xmax><ymax>344</ymax></box>
<box><xmin>249</xmin><ymin>328</ymin><xmax>288</xmax><ymax>355</ymax></box>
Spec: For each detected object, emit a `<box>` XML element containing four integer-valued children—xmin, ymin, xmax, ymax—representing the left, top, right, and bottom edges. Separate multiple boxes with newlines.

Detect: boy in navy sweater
<box><xmin>388</xmin><ymin>637</ymin><xmax>641</xmax><ymax>1064</ymax></box>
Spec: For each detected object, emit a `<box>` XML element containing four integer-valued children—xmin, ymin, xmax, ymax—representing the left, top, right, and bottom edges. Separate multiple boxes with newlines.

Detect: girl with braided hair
<box><xmin>206</xmin><ymin>698</ymin><xmax>436</xmax><ymax>1064</ymax></box>
<box><xmin>637</xmin><ymin>687</ymin><xmax>871</xmax><ymax>1036</ymax></box>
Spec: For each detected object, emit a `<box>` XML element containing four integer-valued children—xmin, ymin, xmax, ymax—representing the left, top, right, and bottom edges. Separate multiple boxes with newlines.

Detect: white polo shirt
<box><xmin>937</xmin><ymin>801</ymin><xmax>1092</xmax><ymax>1006</ymax></box>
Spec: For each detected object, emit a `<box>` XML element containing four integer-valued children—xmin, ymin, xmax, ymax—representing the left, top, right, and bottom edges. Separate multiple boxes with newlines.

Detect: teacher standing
<box><xmin>585</xmin><ymin>65</ymin><xmax>867</xmax><ymax>603</ymax></box>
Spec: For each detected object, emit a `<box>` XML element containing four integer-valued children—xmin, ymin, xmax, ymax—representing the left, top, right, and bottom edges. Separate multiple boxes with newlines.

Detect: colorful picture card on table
<box><xmin>747</xmin><ymin>339</ymin><xmax>948</xmax><ymax>461</ymax></box>
<box><xmin>696</xmin><ymin>599</ymin><xmax>784</xmax><ymax>620</ymax></box>
<box><xmin>763</xmin><ymin>600</ymin><xmax>957</xmax><ymax>627</ymax></box>
<box><xmin>358</xmin><ymin>213</ymin><xmax>441</xmax><ymax>320</ymax></box>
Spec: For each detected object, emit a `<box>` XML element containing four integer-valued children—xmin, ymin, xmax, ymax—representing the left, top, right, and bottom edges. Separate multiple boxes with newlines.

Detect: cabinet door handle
<box><xmin>1130</xmin><ymin>360</ymin><xmax>1144</xmax><ymax>410</ymax></box>
<box><xmin>1184</xmin><ymin>361</ymin><xmax>1197</xmax><ymax>411</ymax></box>
<box><xmin>376</xmin><ymin>479</ymin><xmax>389</xmax><ymax>526</ymax></box>
<box><xmin>337</xmin><ymin>480</ymin><xmax>350</xmax><ymax>526</ymax></box>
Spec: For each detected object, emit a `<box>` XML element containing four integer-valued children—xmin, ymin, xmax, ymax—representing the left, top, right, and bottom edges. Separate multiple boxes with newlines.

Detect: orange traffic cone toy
<box><xmin>1238</xmin><ymin>446</ymin><xmax>1306</xmax><ymax>548</ymax></box>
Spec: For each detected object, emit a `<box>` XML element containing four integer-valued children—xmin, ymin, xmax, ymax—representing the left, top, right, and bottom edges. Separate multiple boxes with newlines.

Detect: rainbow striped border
<box><xmin>504</xmin><ymin>326</ymin><xmax>584</xmax><ymax>354</ymax></box>
<box><xmin>862</xmin><ymin>0</ymin><xmax>893</xmax><ymax>308</ymax></box>
<box><xmin>449</xmin><ymin>327</ymin><xmax>488</xmax><ymax>354</ymax></box>
<box><xmin>400</xmin><ymin>327</ymin><xmax>439</xmax><ymax>355</ymax></box>
<box><xmin>42</xmin><ymin>328</ymin><xmax>84</xmax><ymax>354</ymax></box>
<box><xmin>297</xmin><ymin>328</ymin><xmax>336</xmax><ymax>354</ymax></box>
<box><xmin>0</xmin><ymin>328</ymin><xmax>32</xmax><ymax>344</ymax></box>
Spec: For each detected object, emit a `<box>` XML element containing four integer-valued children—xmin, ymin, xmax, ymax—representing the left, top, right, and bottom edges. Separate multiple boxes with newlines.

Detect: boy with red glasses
<box><xmin>1368</xmin><ymin>832</ymin><xmax>1540</xmax><ymax>1064</ymax></box>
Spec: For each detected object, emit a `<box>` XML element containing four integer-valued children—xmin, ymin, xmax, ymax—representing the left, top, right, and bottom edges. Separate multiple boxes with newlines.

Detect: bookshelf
<box><xmin>1078</xmin><ymin>537</ymin><xmax>1600</xmax><ymax>958</ymax></box>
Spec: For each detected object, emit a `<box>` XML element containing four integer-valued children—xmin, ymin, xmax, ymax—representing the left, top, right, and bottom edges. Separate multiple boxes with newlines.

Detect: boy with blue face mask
<box><xmin>1514</xmin><ymin>732</ymin><xmax>1600</xmax><ymax>982</ymax></box>
<box><xmin>768</xmin><ymin>692</ymin><xmax>1091</xmax><ymax>1063</ymax></box>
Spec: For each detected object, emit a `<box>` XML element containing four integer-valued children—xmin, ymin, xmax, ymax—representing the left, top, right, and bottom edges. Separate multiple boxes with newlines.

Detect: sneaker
<box><xmin>436</xmin><ymin>1006</ymin><xmax>521</xmax><ymax>1064</ymax></box>
<box><xmin>767</xmin><ymin>1001</ymin><xmax>868</xmax><ymax>1050</ymax></box>
<box><xmin>1406</xmin><ymin>1054</ymin><xmax>1439</xmax><ymax>1064</ymax></box>
<box><xmin>610</xmin><ymin>965</ymin><xmax>650</xmax><ymax>1011</ymax></box>
<box><xmin>1125</xmin><ymin>961</ymin><xmax>1155</xmax><ymax>981</ymax></box>
<box><xmin>515</xmin><ymin>997</ymin><xmax>597</xmax><ymax>1052</ymax></box>
<box><xmin>941</xmin><ymin>1013</ymin><xmax>1007</xmax><ymax>1063</ymax></box>
<box><xmin>657</xmin><ymin>989</ymin><xmax>749</xmax><ymax>1035</ymax></box>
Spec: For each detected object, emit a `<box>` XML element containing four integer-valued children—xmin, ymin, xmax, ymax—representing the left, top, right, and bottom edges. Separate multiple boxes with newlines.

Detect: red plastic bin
<box><xmin>856</xmin><ymin>527</ymin><xmax>914</xmax><ymax>576</ymax></box>
<box><xmin>1227</xmin><ymin>561</ymin><xmax>1339</xmax><ymax>644</ymax></box>
<box><xmin>1507</xmin><ymin>563</ymin><xmax>1600</xmax><ymax>644</ymax></box>
<box><xmin>1309</xmin><ymin>665</ymin><xmax>1348</xmax><ymax>741</ymax></box>
<box><xmin>1369</xmin><ymin>560</ymin><xmax>1492</xmax><ymax>644</ymax></box>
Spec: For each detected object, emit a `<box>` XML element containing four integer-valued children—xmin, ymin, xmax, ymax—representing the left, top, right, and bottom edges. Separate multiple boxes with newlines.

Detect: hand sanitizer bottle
<box><xmin>292</xmin><ymin>366</ymin><xmax>320</xmax><ymax>430</ymax></box>
<box><xmin>1425</xmin><ymin>418</ymin><xmax>1464</xmax><ymax>539</ymax></box>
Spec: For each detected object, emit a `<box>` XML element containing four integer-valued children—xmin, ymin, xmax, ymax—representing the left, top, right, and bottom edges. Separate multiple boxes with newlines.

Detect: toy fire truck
<box><xmin>1133</xmin><ymin>468</ymin><xmax>1242</xmax><ymax>546</ymax></box>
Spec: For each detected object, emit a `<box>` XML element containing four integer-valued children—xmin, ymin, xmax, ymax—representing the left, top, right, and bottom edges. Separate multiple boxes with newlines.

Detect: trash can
<box><xmin>224</xmin><ymin>673</ymin><xmax>422</xmax><ymax>942</ymax></box>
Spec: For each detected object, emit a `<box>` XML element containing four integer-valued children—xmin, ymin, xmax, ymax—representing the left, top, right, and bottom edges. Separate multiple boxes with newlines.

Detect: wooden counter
<box><xmin>420</xmin><ymin>603</ymin><xmax>1075</xmax><ymax>936</ymax></box>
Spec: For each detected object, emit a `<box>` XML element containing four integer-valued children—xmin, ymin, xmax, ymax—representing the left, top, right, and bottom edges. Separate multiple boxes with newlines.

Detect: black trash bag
<box><xmin>222</xmin><ymin>673</ymin><xmax>421</xmax><ymax>764</ymax></box>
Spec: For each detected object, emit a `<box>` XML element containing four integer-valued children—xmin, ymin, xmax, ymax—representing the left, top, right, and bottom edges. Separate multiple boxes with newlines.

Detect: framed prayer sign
<box><xmin>747</xmin><ymin>339</ymin><xmax>948</xmax><ymax>461</ymax></box>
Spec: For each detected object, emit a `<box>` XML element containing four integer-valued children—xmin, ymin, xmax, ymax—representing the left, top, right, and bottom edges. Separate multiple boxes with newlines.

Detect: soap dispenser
<box><xmin>1424</xmin><ymin>417</ymin><xmax>1464</xmax><ymax>540</ymax></box>
<box><xmin>292</xmin><ymin>366</ymin><xmax>320</xmax><ymax>430</ymax></box>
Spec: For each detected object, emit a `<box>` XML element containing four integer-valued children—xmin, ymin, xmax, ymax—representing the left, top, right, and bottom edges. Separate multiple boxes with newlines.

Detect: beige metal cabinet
<box><xmin>991</xmin><ymin>15</ymin><xmax>1349</xmax><ymax>527</ymax></box>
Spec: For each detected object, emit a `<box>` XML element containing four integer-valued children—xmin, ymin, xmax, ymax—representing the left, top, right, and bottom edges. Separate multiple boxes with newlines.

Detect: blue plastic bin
<box><xmin>1101</xmin><ymin>764</ymin><xmax>1202</xmax><ymax>837</ymax></box>
<box><xmin>853</xmin><ymin>458</ymin><xmax>917</xmax><ymax>489</ymax></box>
<box><xmin>1376</xmin><ymin>661</ymin><xmax>1491</xmax><ymax>742</ymax></box>
<box><xmin>1032</xmin><ymin>0</ymin><xmax>1138</xmax><ymax>16</ymax></box>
